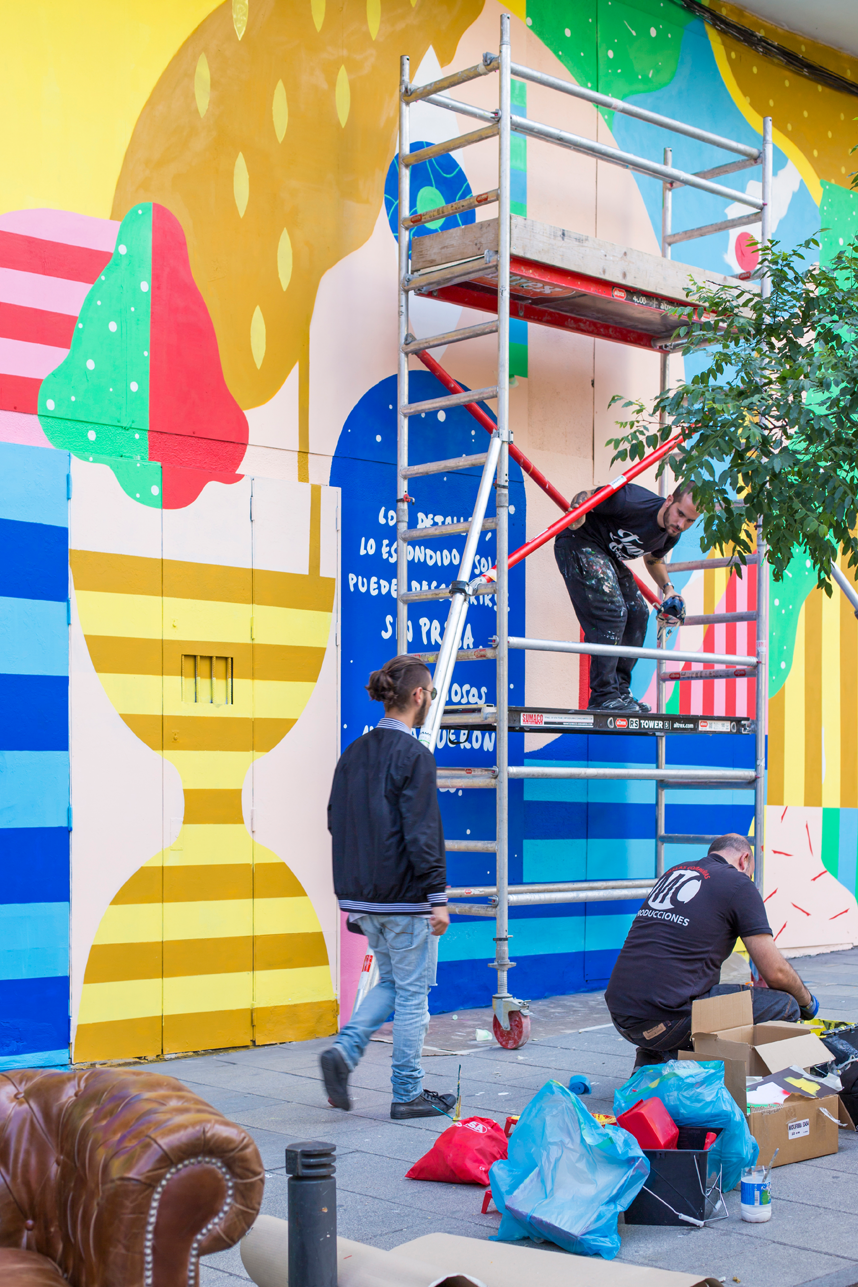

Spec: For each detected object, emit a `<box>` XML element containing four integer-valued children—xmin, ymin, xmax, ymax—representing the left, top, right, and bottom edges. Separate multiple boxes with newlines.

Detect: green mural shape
<box><xmin>819</xmin><ymin>180</ymin><xmax>858</xmax><ymax>265</ymax></box>
<box><xmin>527</xmin><ymin>0</ymin><xmax>693</xmax><ymax>111</ymax></box>
<box><xmin>39</xmin><ymin>205</ymin><xmax>161</xmax><ymax>506</ymax></box>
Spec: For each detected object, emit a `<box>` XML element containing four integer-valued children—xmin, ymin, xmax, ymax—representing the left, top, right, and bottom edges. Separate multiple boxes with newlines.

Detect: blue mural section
<box><xmin>384</xmin><ymin>143</ymin><xmax>475</xmax><ymax>241</ymax></box>
<box><xmin>0</xmin><ymin>442</ymin><xmax>70</xmax><ymax>1069</ymax></box>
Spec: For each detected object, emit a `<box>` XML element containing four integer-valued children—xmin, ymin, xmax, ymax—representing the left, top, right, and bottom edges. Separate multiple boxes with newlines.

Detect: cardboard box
<box><xmin>676</xmin><ymin>991</ymin><xmax>855</xmax><ymax>1167</ymax></box>
<box><xmin>679</xmin><ymin>990</ymin><xmax>832</xmax><ymax>1112</ymax></box>
<box><xmin>749</xmin><ymin>1093</ymin><xmax>841</xmax><ymax>1167</ymax></box>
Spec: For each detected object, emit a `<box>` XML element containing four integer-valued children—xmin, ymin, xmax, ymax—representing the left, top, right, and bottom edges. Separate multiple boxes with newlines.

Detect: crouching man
<box><xmin>605</xmin><ymin>833</ymin><xmax>819</xmax><ymax>1068</ymax></box>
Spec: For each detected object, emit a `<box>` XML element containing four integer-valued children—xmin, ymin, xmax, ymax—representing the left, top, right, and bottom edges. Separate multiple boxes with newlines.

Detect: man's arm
<box><xmin>566</xmin><ymin>488</ymin><xmax>625</xmax><ymax>531</ymax></box>
<box><xmin>643</xmin><ymin>552</ymin><xmax>675</xmax><ymax>598</ymax></box>
<box><xmin>743</xmin><ymin>934</ymin><xmax>813</xmax><ymax>1008</ymax></box>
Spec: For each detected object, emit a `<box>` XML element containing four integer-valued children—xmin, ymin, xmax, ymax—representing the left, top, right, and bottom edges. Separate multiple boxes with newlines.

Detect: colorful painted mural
<box><xmin>1</xmin><ymin>0</ymin><xmax>857</xmax><ymax>1067</ymax></box>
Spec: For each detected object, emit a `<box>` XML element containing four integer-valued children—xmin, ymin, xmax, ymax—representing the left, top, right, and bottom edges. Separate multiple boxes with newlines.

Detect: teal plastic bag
<box><xmin>489</xmin><ymin>1080</ymin><xmax>649</xmax><ymax>1258</ymax></box>
<box><xmin>613</xmin><ymin>1059</ymin><xmax>758</xmax><ymax>1191</ymax></box>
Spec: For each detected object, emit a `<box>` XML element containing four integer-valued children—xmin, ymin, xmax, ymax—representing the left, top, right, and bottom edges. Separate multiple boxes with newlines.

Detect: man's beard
<box><xmin>414</xmin><ymin>690</ymin><xmax>433</xmax><ymax>728</ymax></box>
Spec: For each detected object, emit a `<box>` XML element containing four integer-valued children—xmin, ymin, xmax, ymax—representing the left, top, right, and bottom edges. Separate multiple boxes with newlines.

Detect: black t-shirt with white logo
<box><xmin>563</xmin><ymin>482</ymin><xmax>680</xmax><ymax>563</ymax></box>
<box><xmin>605</xmin><ymin>854</ymin><xmax>772</xmax><ymax>1022</ymax></box>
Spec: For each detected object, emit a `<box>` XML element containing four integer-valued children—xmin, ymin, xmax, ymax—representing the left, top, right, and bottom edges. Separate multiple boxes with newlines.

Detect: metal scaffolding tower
<box><xmin>396</xmin><ymin>15</ymin><xmax>772</xmax><ymax>1048</ymax></box>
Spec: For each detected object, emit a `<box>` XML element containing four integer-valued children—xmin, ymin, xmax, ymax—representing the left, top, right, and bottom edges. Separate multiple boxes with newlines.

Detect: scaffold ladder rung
<box><xmin>666</xmin><ymin>554</ymin><xmax>759</xmax><ymax>573</ymax></box>
<box><xmin>410</xmin><ymin>647</ymin><xmax>497</xmax><ymax>663</ymax></box>
<box><xmin>401</xmin><ymin>320</ymin><xmax>499</xmax><ymax>354</ymax></box>
<box><xmin>403</xmin><ymin>125</ymin><xmax>499</xmax><ymax>167</ymax></box>
<box><xmin>400</xmin><ymin>387</ymin><xmax>498</xmax><ymax>417</ymax></box>
<box><xmin>402</xmin><ymin>518</ymin><xmax>497</xmax><ymax>541</ymax></box>
<box><xmin>683</xmin><ymin>611</ymin><xmax>756</xmax><ymax>626</ymax></box>
<box><xmin>659</xmin><ymin>834</ymin><xmax>720</xmax><ymax>845</ymax></box>
<box><xmin>401</xmin><ymin>453</ymin><xmax>489</xmax><ymax>478</ymax></box>
<box><xmin>403</xmin><ymin>56</ymin><xmax>498</xmax><ymax>105</ymax></box>
<box><xmin>402</xmin><ymin>191</ymin><xmax>499</xmax><ymax>231</ymax></box>
<box><xmin>659</xmin><ymin>667</ymin><xmax>754</xmax><ymax>682</ymax></box>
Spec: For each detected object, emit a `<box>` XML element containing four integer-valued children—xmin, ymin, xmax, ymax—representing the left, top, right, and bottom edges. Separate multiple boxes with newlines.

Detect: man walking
<box><xmin>320</xmin><ymin>655</ymin><xmax>456</xmax><ymax>1120</ymax></box>
<box><xmin>606</xmin><ymin>833</ymin><xmax>819</xmax><ymax>1068</ymax></box>
<box><xmin>555</xmin><ymin>481</ymin><xmax>699</xmax><ymax>711</ymax></box>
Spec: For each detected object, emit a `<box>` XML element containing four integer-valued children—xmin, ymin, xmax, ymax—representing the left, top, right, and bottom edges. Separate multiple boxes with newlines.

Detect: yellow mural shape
<box><xmin>234</xmin><ymin>151</ymin><xmax>249</xmax><ymax>217</ymax></box>
<box><xmin>312</xmin><ymin>0</ymin><xmax>325</xmax><ymax>33</ymax></box>
<box><xmin>251</xmin><ymin>304</ymin><xmax>266</xmax><ymax>369</ymax></box>
<box><xmin>273</xmin><ymin>78</ymin><xmax>288</xmax><ymax>141</ymax></box>
<box><xmin>112</xmin><ymin>0</ymin><xmax>482</xmax><ymax>410</ymax></box>
<box><xmin>367</xmin><ymin>0</ymin><xmax>381</xmax><ymax>40</ymax></box>
<box><xmin>233</xmin><ymin>0</ymin><xmax>248</xmax><ymax>40</ymax></box>
<box><xmin>72</xmin><ymin>489</ymin><xmax>338</xmax><ymax>1063</ymax></box>
<box><xmin>711</xmin><ymin>3</ymin><xmax>858</xmax><ymax>197</ymax></box>
<box><xmin>0</xmin><ymin>0</ymin><xmax>221</xmax><ymax>218</ymax></box>
<box><xmin>194</xmin><ymin>53</ymin><xmax>211</xmax><ymax>118</ymax></box>
<box><xmin>336</xmin><ymin>65</ymin><xmax>351</xmax><ymax>128</ymax></box>
<box><xmin>277</xmin><ymin>227</ymin><xmax>293</xmax><ymax>291</ymax></box>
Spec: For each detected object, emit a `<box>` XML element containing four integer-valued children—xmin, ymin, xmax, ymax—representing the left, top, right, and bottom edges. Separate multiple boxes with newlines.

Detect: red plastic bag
<box><xmin>616</xmin><ymin>1097</ymin><xmax>679</xmax><ymax>1150</ymax></box>
<box><xmin>406</xmin><ymin>1116</ymin><xmax>508</xmax><ymax>1186</ymax></box>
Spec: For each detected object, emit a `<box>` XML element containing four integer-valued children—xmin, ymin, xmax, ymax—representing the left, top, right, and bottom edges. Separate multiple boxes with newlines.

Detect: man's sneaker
<box><xmin>390</xmin><ymin>1089</ymin><xmax>456</xmax><ymax>1120</ymax></box>
<box><xmin>587</xmin><ymin>696</ymin><xmax>639</xmax><ymax>712</ymax></box>
<box><xmin>620</xmin><ymin>694</ymin><xmax>651</xmax><ymax>713</ymax></box>
<box><xmin>320</xmin><ymin>1047</ymin><xmax>352</xmax><ymax>1110</ymax></box>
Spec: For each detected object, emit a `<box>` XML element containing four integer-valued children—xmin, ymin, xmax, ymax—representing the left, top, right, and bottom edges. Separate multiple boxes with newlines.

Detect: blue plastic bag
<box><xmin>489</xmin><ymin>1080</ymin><xmax>649</xmax><ymax>1259</ymax></box>
<box><xmin>613</xmin><ymin>1059</ymin><xmax>758</xmax><ymax>1192</ymax></box>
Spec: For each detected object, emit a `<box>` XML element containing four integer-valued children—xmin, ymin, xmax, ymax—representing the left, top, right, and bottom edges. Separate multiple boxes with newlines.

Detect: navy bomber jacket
<box><xmin>327</xmin><ymin>726</ymin><xmax>447</xmax><ymax>915</ymax></box>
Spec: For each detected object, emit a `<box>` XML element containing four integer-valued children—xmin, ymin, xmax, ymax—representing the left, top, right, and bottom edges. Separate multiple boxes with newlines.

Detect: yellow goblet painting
<box><xmin>71</xmin><ymin>485</ymin><xmax>336</xmax><ymax>1061</ymax></box>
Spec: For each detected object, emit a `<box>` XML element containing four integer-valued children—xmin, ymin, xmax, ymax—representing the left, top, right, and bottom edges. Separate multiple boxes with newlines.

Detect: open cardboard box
<box><xmin>678</xmin><ymin>989</ymin><xmax>854</xmax><ymax>1166</ymax></box>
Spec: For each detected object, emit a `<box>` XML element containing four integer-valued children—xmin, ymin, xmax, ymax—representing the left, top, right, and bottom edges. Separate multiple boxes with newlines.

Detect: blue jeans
<box><xmin>335</xmin><ymin>914</ymin><xmax>439</xmax><ymax>1103</ymax></box>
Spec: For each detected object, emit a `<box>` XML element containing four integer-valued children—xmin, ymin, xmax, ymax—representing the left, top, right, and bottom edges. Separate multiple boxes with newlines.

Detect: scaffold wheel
<box><xmin>493</xmin><ymin>1010</ymin><xmax>531</xmax><ymax>1049</ymax></box>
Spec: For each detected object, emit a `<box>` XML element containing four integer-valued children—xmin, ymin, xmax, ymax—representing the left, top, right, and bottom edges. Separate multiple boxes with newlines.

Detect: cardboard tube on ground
<box><xmin>239</xmin><ymin>1214</ymin><xmax>486</xmax><ymax>1287</ymax></box>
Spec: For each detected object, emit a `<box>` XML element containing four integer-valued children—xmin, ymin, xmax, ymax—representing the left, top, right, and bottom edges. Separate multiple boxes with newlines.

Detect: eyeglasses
<box><xmin>420</xmin><ymin>686</ymin><xmax>438</xmax><ymax>700</ymax></box>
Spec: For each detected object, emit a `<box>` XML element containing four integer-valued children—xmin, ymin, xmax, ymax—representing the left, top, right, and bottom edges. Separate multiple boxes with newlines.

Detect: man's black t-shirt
<box><xmin>565</xmin><ymin>482</ymin><xmax>680</xmax><ymax>563</ymax></box>
<box><xmin>605</xmin><ymin>855</ymin><xmax>772</xmax><ymax>1022</ymax></box>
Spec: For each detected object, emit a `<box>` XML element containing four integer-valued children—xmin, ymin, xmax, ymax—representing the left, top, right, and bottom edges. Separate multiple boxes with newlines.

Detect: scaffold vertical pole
<box><xmin>753</xmin><ymin>116</ymin><xmax>772</xmax><ymax>892</ymax></box>
<box><xmin>655</xmin><ymin>144</ymin><xmax>672</xmax><ymax>879</ymax></box>
<box><xmin>493</xmin><ymin>12</ymin><xmax>514</xmax><ymax>1023</ymax></box>
<box><xmin>396</xmin><ymin>56</ymin><xmax>411</xmax><ymax>653</ymax></box>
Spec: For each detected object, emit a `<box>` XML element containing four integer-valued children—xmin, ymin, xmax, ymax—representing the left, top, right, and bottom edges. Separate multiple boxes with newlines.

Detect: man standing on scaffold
<box><xmin>555</xmin><ymin>481</ymin><xmax>699</xmax><ymax>712</ymax></box>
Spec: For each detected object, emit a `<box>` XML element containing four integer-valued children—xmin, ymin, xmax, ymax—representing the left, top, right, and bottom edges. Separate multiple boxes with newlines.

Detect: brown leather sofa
<box><xmin>0</xmin><ymin>1066</ymin><xmax>265</xmax><ymax>1286</ymax></box>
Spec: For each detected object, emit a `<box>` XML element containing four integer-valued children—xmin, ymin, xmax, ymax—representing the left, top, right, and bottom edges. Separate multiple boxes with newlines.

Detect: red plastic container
<box><xmin>616</xmin><ymin>1097</ymin><xmax>680</xmax><ymax>1150</ymax></box>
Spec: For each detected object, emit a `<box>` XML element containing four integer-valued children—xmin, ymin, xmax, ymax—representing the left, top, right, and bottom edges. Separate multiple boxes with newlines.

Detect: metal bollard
<box><xmin>285</xmin><ymin>1140</ymin><xmax>337</xmax><ymax>1287</ymax></box>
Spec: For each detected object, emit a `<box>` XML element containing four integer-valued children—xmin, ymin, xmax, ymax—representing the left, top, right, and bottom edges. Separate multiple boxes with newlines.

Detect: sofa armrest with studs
<box><xmin>0</xmin><ymin>1066</ymin><xmax>264</xmax><ymax>1287</ymax></box>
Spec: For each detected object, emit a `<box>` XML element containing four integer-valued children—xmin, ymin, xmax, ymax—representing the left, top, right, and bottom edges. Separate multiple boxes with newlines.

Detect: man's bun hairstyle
<box><xmin>367</xmin><ymin>655</ymin><xmax>432</xmax><ymax>710</ymax></box>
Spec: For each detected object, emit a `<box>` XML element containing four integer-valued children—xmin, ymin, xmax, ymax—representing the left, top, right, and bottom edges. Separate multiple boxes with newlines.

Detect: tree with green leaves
<box><xmin>608</xmin><ymin>236</ymin><xmax>858</xmax><ymax>587</ymax></box>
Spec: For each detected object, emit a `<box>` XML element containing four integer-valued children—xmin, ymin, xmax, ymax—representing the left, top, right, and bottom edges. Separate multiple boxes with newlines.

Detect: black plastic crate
<box><xmin>624</xmin><ymin>1127</ymin><xmax>720</xmax><ymax>1226</ymax></box>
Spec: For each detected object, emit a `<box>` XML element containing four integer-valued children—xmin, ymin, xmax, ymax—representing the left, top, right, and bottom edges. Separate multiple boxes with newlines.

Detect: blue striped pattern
<box><xmin>0</xmin><ymin>443</ymin><xmax>70</xmax><ymax>1070</ymax></box>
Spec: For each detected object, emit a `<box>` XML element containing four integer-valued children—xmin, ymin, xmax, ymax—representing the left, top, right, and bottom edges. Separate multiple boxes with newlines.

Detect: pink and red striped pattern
<box><xmin>0</xmin><ymin>209</ymin><xmax>118</xmax><ymax>445</ymax></box>
<box><xmin>673</xmin><ymin>563</ymin><xmax>757</xmax><ymax>718</ymax></box>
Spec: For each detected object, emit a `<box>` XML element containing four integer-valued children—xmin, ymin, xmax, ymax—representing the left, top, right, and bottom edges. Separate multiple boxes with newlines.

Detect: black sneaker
<box><xmin>620</xmin><ymin>694</ymin><xmax>651</xmax><ymax>713</ymax></box>
<box><xmin>320</xmin><ymin>1047</ymin><xmax>352</xmax><ymax>1110</ymax></box>
<box><xmin>588</xmin><ymin>696</ymin><xmax>639</xmax><ymax>712</ymax></box>
<box><xmin>390</xmin><ymin>1089</ymin><xmax>456</xmax><ymax>1120</ymax></box>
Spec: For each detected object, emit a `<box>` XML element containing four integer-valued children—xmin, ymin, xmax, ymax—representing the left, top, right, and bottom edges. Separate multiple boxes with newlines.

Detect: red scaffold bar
<box><xmin>483</xmin><ymin>429</ymin><xmax>684</xmax><ymax>582</ymax></box>
<box><xmin>413</xmin><ymin>346</ymin><xmax>664</xmax><ymax>605</ymax></box>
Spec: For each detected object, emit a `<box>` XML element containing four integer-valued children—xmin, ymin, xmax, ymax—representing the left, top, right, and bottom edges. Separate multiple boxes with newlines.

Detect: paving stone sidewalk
<box><xmin>155</xmin><ymin>947</ymin><xmax>858</xmax><ymax>1287</ymax></box>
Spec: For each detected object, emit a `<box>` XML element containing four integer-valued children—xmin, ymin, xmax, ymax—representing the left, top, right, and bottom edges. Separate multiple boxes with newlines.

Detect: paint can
<box><xmin>740</xmin><ymin>1167</ymin><xmax>772</xmax><ymax>1222</ymax></box>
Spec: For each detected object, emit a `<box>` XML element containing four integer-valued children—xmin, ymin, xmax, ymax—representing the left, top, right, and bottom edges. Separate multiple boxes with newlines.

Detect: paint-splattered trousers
<box><xmin>554</xmin><ymin>532</ymin><xmax>650</xmax><ymax>705</ymax></box>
